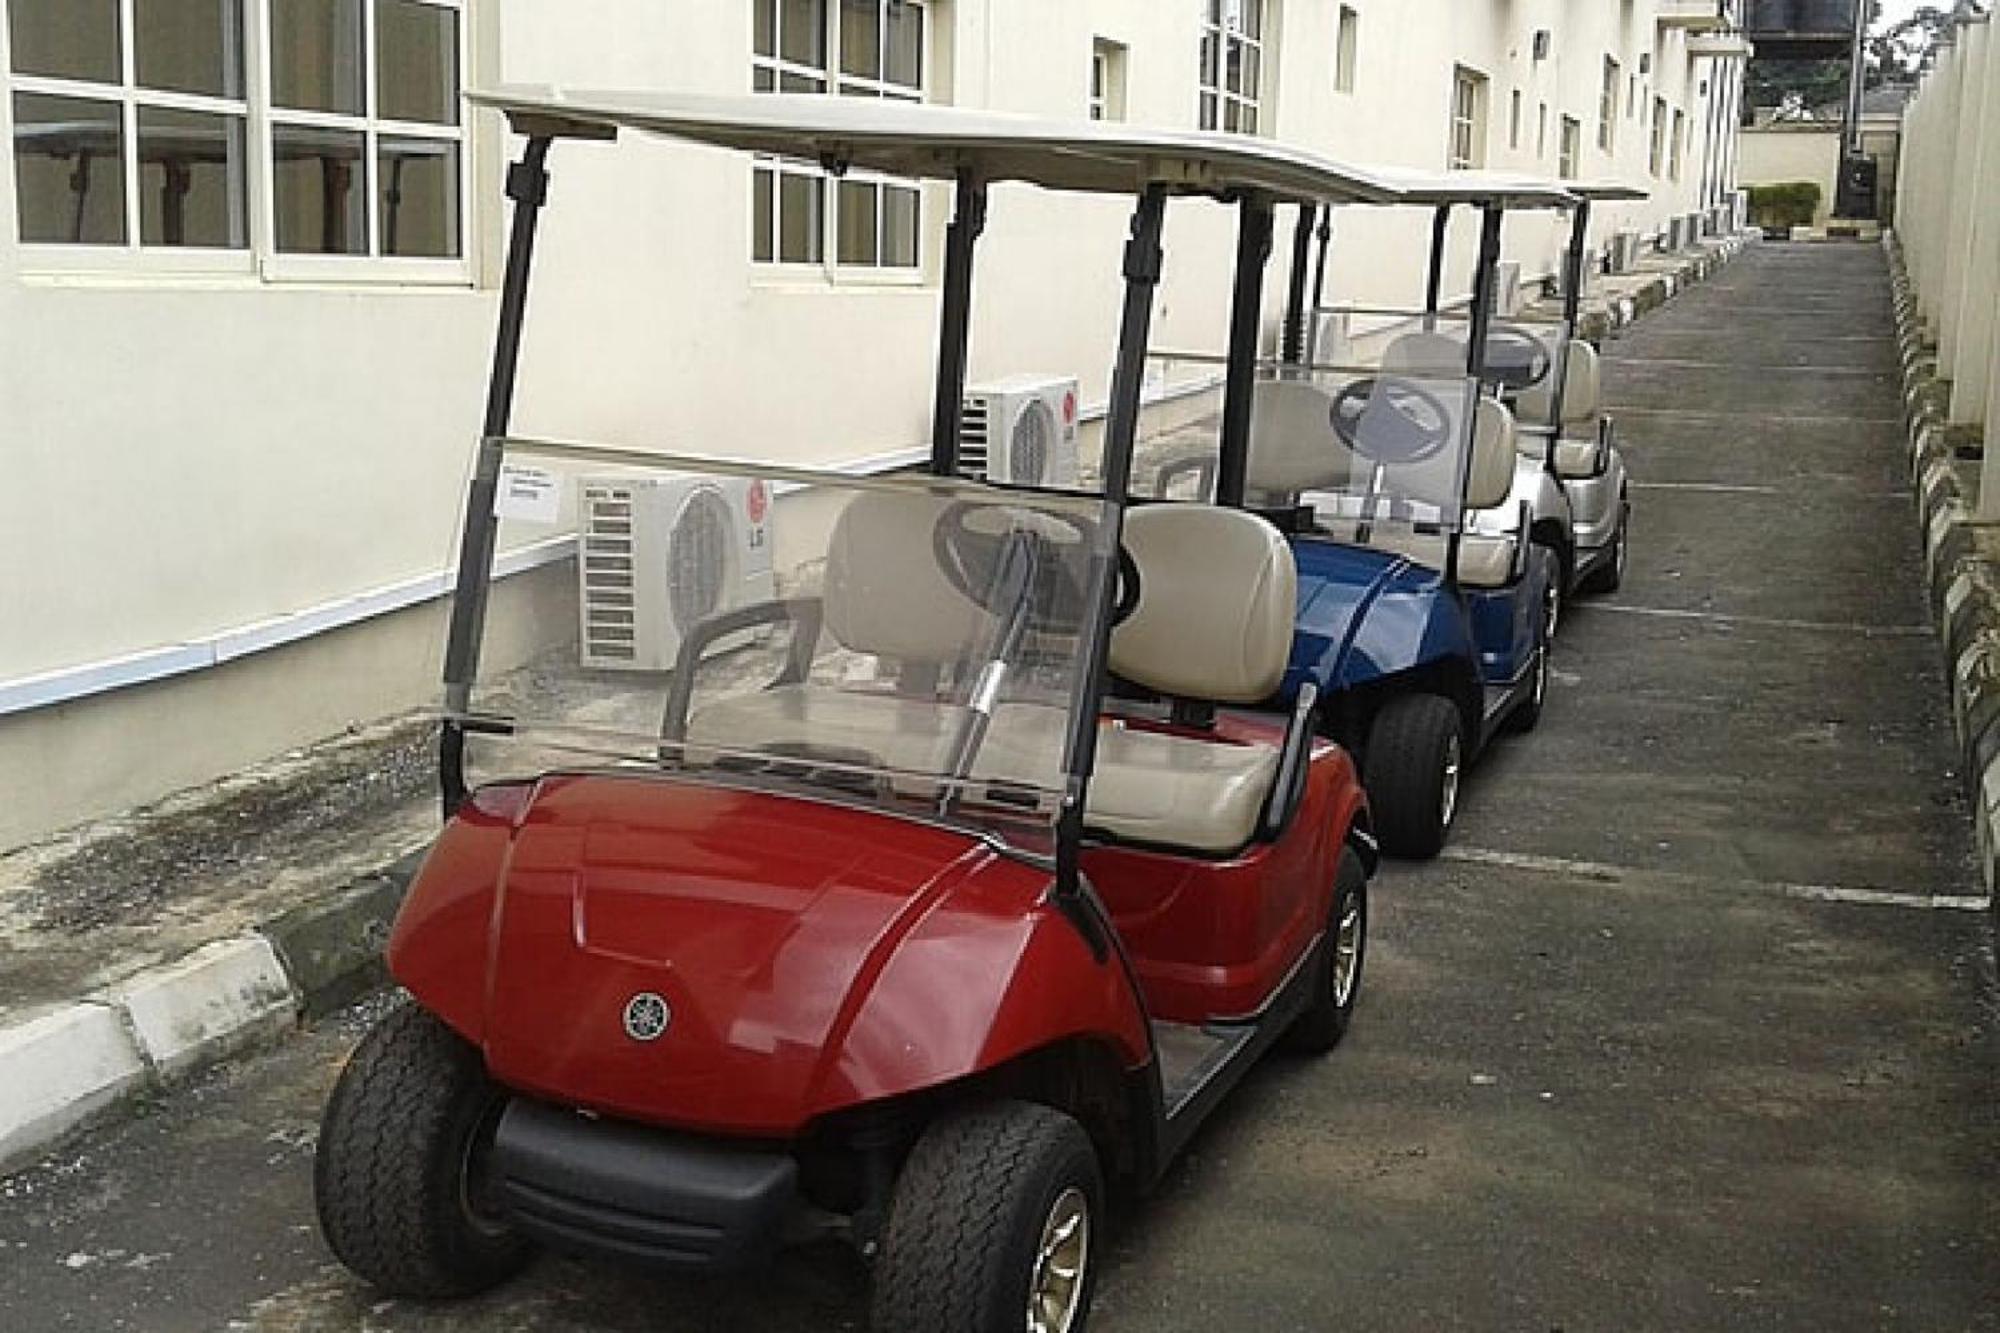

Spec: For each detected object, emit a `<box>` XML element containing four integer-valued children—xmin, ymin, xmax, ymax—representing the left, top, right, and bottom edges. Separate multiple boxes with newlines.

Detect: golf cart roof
<box><xmin>468</xmin><ymin>86</ymin><xmax>1404</xmax><ymax>205</ymax></box>
<box><xmin>1378</xmin><ymin>167</ymin><xmax>1580</xmax><ymax>209</ymax></box>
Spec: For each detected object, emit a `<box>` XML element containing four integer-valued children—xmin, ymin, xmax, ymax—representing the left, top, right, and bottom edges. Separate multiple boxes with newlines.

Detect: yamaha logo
<box><xmin>622</xmin><ymin>992</ymin><xmax>671</xmax><ymax>1043</ymax></box>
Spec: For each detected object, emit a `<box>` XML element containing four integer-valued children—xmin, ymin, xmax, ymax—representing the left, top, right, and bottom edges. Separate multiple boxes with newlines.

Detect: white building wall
<box><xmin>0</xmin><ymin>0</ymin><xmax>1737</xmax><ymax>848</ymax></box>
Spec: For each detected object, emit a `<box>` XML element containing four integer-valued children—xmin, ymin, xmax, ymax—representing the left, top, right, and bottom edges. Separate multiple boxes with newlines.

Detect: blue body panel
<box><xmin>1280</xmin><ymin>534</ymin><xmax>1545</xmax><ymax>716</ymax></box>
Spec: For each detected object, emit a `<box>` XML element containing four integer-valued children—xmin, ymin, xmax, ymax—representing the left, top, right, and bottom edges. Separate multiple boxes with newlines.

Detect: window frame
<box><xmin>1670</xmin><ymin>105</ymin><xmax>1686</xmax><ymax>182</ymax></box>
<box><xmin>1334</xmin><ymin>5</ymin><xmax>1358</xmax><ymax>96</ymax></box>
<box><xmin>1649</xmin><ymin>94</ymin><xmax>1667</xmax><ymax>177</ymax></box>
<box><xmin>1599</xmin><ymin>56</ymin><xmax>1619</xmax><ymax>153</ymax></box>
<box><xmin>1558</xmin><ymin>114</ymin><xmax>1580</xmax><ymax>181</ymax></box>
<box><xmin>1448</xmin><ymin>65</ymin><xmax>1487</xmax><ymax>171</ymax></box>
<box><xmin>750</xmin><ymin>0</ymin><xmax>929</xmax><ymax>285</ymax></box>
<box><xmin>1089</xmin><ymin>36</ymin><xmax>1127</xmax><ymax>123</ymax></box>
<box><xmin>1198</xmin><ymin>0</ymin><xmax>1266</xmax><ymax>136</ymax></box>
<box><xmin>7</xmin><ymin>0</ymin><xmax>472</xmax><ymax>285</ymax></box>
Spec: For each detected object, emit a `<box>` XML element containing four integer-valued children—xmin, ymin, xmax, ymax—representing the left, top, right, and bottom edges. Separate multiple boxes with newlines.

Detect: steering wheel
<box><xmin>933</xmin><ymin>503</ymin><xmax>1141</xmax><ymax>636</ymax></box>
<box><xmin>1481</xmin><ymin>324</ymin><xmax>1554</xmax><ymax>392</ymax></box>
<box><xmin>1329</xmin><ymin>377</ymin><xmax>1455</xmax><ymax>465</ymax></box>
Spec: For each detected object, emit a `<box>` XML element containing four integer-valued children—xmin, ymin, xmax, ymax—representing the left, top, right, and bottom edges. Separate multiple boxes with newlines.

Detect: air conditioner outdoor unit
<box><xmin>577</xmin><ymin>473</ymin><xmax>776</xmax><ymax>671</ymax></box>
<box><xmin>961</xmin><ymin>375</ymin><xmax>1081</xmax><ymax>487</ymax></box>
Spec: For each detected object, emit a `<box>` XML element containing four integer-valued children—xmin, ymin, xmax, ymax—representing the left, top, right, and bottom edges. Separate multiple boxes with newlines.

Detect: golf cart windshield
<box><xmin>1139</xmin><ymin>340</ymin><xmax>1485</xmax><ymax>532</ymax></box>
<box><xmin>454</xmin><ymin>443</ymin><xmax>1111</xmax><ymax>856</ymax></box>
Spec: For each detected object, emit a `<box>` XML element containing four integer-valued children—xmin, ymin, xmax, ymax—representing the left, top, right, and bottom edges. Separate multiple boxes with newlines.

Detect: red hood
<box><xmin>391</xmin><ymin>775</ymin><xmax>1112</xmax><ymax>1137</ymax></box>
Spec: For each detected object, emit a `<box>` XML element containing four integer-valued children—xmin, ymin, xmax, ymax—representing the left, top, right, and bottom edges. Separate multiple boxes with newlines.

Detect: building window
<box><xmin>1509</xmin><ymin>89</ymin><xmax>1521</xmax><ymax>151</ymax></box>
<box><xmin>1334</xmin><ymin>6</ymin><xmax>1358</xmax><ymax>95</ymax></box>
<box><xmin>1537</xmin><ymin>101</ymin><xmax>1548</xmax><ymax>159</ymax></box>
<box><xmin>1650</xmin><ymin>95</ymin><xmax>1667</xmax><ymax>176</ymax></box>
<box><xmin>1198</xmin><ymin>0</ymin><xmax>1265</xmax><ymax>134</ymax></box>
<box><xmin>1448</xmin><ymin>66</ymin><xmax>1487</xmax><ymax>170</ymax></box>
<box><xmin>1558</xmin><ymin>114</ymin><xmax>1580</xmax><ymax>181</ymax></box>
<box><xmin>751</xmin><ymin>0</ymin><xmax>926</xmax><ymax>271</ymax></box>
<box><xmin>1599</xmin><ymin>56</ymin><xmax>1619</xmax><ymax>152</ymax></box>
<box><xmin>7</xmin><ymin>0</ymin><xmax>467</xmax><ymax>263</ymax></box>
<box><xmin>1627</xmin><ymin>72</ymin><xmax>1637</xmax><ymax>118</ymax></box>
<box><xmin>1090</xmin><ymin>37</ymin><xmax>1127</xmax><ymax>122</ymax></box>
<box><xmin>1670</xmin><ymin>106</ymin><xmax>1686</xmax><ymax>181</ymax></box>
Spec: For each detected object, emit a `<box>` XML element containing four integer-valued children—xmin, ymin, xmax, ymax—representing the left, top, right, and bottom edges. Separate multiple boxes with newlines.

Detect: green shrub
<box><xmin>1747</xmin><ymin>181</ymin><xmax>1823</xmax><ymax>235</ymax></box>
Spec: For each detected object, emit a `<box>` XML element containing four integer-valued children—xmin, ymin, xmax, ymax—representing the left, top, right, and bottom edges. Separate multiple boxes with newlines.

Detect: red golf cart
<box><xmin>313</xmin><ymin>89</ymin><xmax>1390</xmax><ymax>1333</ymax></box>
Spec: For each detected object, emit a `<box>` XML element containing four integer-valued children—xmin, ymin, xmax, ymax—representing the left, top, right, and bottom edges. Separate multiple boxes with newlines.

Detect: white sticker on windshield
<box><xmin>494</xmin><ymin>464</ymin><xmax>561</xmax><ymax>524</ymax></box>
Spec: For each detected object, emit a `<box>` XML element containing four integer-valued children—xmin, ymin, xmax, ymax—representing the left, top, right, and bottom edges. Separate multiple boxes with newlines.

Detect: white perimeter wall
<box><xmin>0</xmin><ymin>0</ymin><xmax>1731</xmax><ymax>846</ymax></box>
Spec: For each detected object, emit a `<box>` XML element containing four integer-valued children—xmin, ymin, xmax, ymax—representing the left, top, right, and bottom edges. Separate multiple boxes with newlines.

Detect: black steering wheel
<box><xmin>1329</xmin><ymin>376</ymin><xmax>1455</xmax><ymax>465</ymax></box>
<box><xmin>1481</xmin><ymin>324</ymin><xmax>1554</xmax><ymax>393</ymax></box>
<box><xmin>932</xmin><ymin>503</ymin><xmax>1139</xmax><ymax>636</ymax></box>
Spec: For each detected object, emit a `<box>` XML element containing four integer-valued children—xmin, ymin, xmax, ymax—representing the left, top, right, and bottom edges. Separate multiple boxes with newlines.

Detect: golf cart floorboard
<box><xmin>1153</xmin><ymin>1020</ymin><xmax>1256</xmax><ymax>1119</ymax></box>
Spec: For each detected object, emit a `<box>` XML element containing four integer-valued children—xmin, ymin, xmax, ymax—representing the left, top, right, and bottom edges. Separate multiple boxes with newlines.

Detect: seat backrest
<box><xmin>1515</xmin><ymin>339</ymin><xmax>1601</xmax><ymax>433</ymax></box>
<box><xmin>1110</xmin><ymin>507</ymin><xmax>1297</xmax><ymax>705</ymax></box>
<box><xmin>1381</xmin><ymin>330</ymin><xmax>1467</xmax><ymax>376</ymax></box>
<box><xmin>823</xmin><ymin>491</ymin><xmax>988</xmax><ymax>661</ymax></box>
<box><xmin>1247</xmin><ymin>379</ymin><xmax>1351</xmax><ymax>497</ymax></box>
<box><xmin>1466</xmin><ymin>397</ymin><xmax>1518</xmax><ymax>512</ymax></box>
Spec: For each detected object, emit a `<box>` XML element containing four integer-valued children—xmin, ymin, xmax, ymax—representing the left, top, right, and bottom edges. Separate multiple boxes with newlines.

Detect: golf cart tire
<box><xmin>313</xmin><ymin>1002</ymin><xmax>532</xmax><ymax>1299</ymax></box>
<box><xmin>872</xmin><ymin>1100</ymin><xmax>1103</xmax><ymax>1333</ymax></box>
<box><xmin>1283</xmin><ymin>849</ymin><xmax>1369</xmax><ymax>1054</ymax></box>
<box><xmin>1580</xmin><ymin>499</ymin><xmax>1628</xmax><ymax>595</ymax></box>
<box><xmin>1363</xmin><ymin>693</ymin><xmax>1463</xmax><ymax>859</ymax></box>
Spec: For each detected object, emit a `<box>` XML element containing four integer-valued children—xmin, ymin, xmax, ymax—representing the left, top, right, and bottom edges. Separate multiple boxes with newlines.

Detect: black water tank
<box><xmin>1835</xmin><ymin>155</ymin><xmax>1878</xmax><ymax>220</ymax></box>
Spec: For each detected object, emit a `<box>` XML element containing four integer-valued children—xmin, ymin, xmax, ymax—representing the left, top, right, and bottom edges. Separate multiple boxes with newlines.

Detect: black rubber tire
<box><xmin>871</xmin><ymin>1100</ymin><xmax>1103</xmax><ymax>1333</ymax></box>
<box><xmin>1362</xmin><ymin>693</ymin><xmax>1464</xmax><ymax>860</ymax></box>
<box><xmin>1580</xmin><ymin>498</ymin><xmax>1629</xmax><ymax>595</ymax></box>
<box><xmin>1534</xmin><ymin>539</ymin><xmax>1569</xmax><ymax>640</ymax></box>
<box><xmin>1284</xmin><ymin>849</ymin><xmax>1370</xmax><ymax>1054</ymax></box>
<box><xmin>313</xmin><ymin>1002</ymin><xmax>531</xmax><ymax>1299</ymax></box>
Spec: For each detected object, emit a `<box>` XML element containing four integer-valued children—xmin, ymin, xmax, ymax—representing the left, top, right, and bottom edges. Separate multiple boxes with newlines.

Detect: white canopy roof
<box><xmin>468</xmin><ymin>86</ymin><xmax>1407</xmax><ymax>206</ymax></box>
<box><xmin>1375</xmin><ymin>167</ymin><xmax>1582</xmax><ymax>210</ymax></box>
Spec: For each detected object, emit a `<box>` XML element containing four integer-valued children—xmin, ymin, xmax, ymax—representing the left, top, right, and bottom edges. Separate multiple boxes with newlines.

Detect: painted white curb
<box><xmin>0</xmin><ymin>1004</ymin><xmax>149</xmax><ymax>1168</ymax></box>
<box><xmin>104</xmin><ymin>938</ymin><xmax>296</xmax><ymax>1080</ymax></box>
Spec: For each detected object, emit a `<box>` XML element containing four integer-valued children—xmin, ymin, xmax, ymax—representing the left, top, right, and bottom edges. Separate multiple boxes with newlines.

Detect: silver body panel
<box><xmin>1564</xmin><ymin>444</ymin><xmax>1628</xmax><ymax>554</ymax></box>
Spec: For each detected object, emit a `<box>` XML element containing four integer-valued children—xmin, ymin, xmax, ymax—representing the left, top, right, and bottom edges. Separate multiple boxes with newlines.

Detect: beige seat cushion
<box><xmin>1553</xmin><ymin>437</ymin><xmax>1604</xmax><ymax>480</ymax></box>
<box><xmin>1516</xmin><ymin>339</ymin><xmax>1601</xmax><ymax>433</ymax></box>
<box><xmin>1364</xmin><ymin>527</ymin><xmax>1518</xmax><ymax>588</ymax></box>
<box><xmin>976</xmin><ymin>707</ymin><xmax>1280</xmax><ymax>854</ymax></box>
<box><xmin>685</xmin><ymin>685</ymin><xmax>967</xmax><ymax>775</ymax></box>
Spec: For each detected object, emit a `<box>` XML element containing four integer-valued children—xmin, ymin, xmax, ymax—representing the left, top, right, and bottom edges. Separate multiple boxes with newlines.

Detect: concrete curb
<box><xmin>0</xmin><ymin>844</ymin><xmax>423</xmax><ymax>1175</ymax></box>
<box><xmin>0</xmin><ymin>231</ymin><xmax>1759</xmax><ymax>1180</ymax></box>
<box><xmin>1883</xmin><ymin>230</ymin><xmax>2000</xmax><ymax>910</ymax></box>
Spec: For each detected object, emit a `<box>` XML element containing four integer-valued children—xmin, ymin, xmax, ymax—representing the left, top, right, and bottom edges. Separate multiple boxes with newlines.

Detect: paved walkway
<box><xmin>2</xmin><ymin>244</ymin><xmax>1997</xmax><ymax>1331</ymax></box>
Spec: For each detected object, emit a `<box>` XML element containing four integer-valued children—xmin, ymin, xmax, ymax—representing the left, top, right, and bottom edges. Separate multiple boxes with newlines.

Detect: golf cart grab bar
<box><xmin>660</xmin><ymin>598</ymin><xmax>825</xmax><ymax>744</ymax></box>
<box><xmin>1258</xmin><ymin>680</ymin><xmax>1320</xmax><ymax>843</ymax></box>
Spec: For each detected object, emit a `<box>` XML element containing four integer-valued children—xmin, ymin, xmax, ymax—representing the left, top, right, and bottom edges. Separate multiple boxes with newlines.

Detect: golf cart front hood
<box><xmin>1284</xmin><ymin>538</ymin><xmax>1445</xmax><ymax>695</ymax></box>
<box><xmin>389</xmin><ymin>775</ymin><xmax>1145</xmax><ymax>1137</ymax></box>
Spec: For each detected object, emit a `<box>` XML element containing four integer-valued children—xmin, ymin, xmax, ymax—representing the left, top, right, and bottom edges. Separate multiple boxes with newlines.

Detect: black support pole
<box><xmin>1423</xmin><ymin>203</ymin><xmax>1452</xmax><ymax>319</ymax></box>
<box><xmin>1280</xmin><ymin>203</ymin><xmax>1316</xmax><ymax>364</ymax></box>
<box><xmin>1056</xmin><ymin>186</ymin><xmax>1168</xmax><ymax>905</ymax></box>
<box><xmin>929</xmin><ymin>172</ymin><xmax>988</xmax><ymax>477</ymax></box>
<box><xmin>1215</xmin><ymin>193</ymin><xmax>1276</xmax><ymax>509</ymax></box>
<box><xmin>1544</xmin><ymin>198</ymin><xmax>1594</xmax><ymax>458</ymax></box>
<box><xmin>1449</xmin><ymin>204</ymin><xmax>1507</xmax><ymax>590</ymax></box>
<box><xmin>438</xmin><ymin>134</ymin><xmax>553</xmax><ymax>817</ymax></box>
<box><xmin>1308</xmin><ymin>208</ymin><xmax>1334</xmax><ymax>356</ymax></box>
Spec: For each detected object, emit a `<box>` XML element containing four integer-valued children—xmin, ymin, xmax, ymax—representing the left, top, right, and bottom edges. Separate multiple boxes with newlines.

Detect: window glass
<box><xmin>780</xmin><ymin>0</ymin><xmax>826</xmax><ymax>68</ymax></box>
<box><xmin>272</xmin><ymin>0</ymin><xmax>364</xmax><ymax>115</ymax></box>
<box><xmin>138</xmin><ymin>106</ymin><xmax>247</xmax><ymax>246</ymax></box>
<box><xmin>752</xmin><ymin>168</ymin><xmax>774</xmax><ymax>261</ymax></box>
<box><xmin>840</xmin><ymin>0</ymin><xmax>880</xmax><ymax>79</ymax></box>
<box><xmin>883</xmin><ymin>184</ymin><xmax>918</xmax><ymax>266</ymax></box>
<box><xmin>273</xmin><ymin>123</ymin><xmax>367</xmax><ymax>252</ymax></box>
<box><xmin>376</xmin><ymin>0</ymin><xmax>458</xmax><ymax>124</ymax></box>
<box><xmin>778</xmin><ymin>173</ymin><xmax>822</xmax><ymax>263</ymax></box>
<box><xmin>885</xmin><ymin>2</ymin><xmax>923</xmax><ymax>88</ymax></box>
<box><xmin>7</xmin><ymin>0</ymin><xmax>121</xmax><ymax>84</ymax></box>
<box><xmin>136</xmin><ymin>0</ymin><xmax>244</xmax><ymax>98</ymax></box>
<box><xmin>378</xmin><ymin>136</ymin><xmax>458</xmax><ymax>255</ymax></box>
<box><xmin>12</xmin><ymin>92</ymin><xmax>126</xmax><ymax>244</ymax></box>
<box><xmin>754</xmin><ymin>0</ymin><xmax>775</xmax><ymax>57</ymax></box>
<box><xmin>837</xmin><ymin>179</ymin><xmax>877</xmax><ymax>263</ymax></box>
